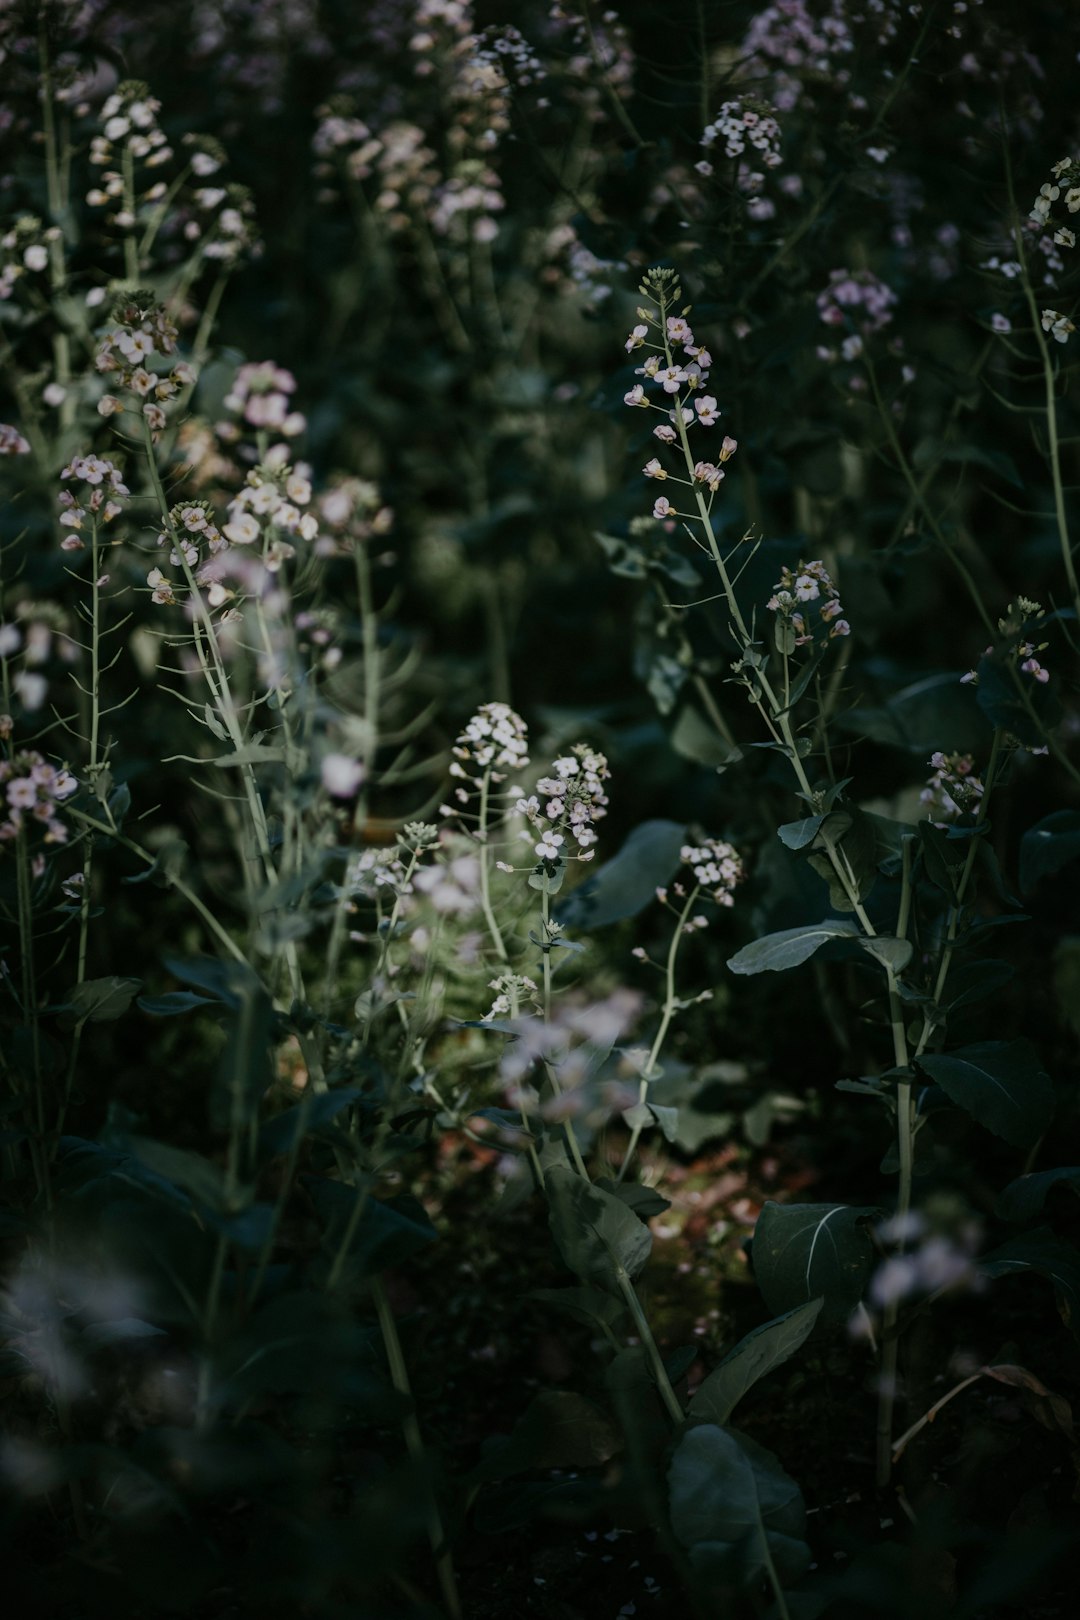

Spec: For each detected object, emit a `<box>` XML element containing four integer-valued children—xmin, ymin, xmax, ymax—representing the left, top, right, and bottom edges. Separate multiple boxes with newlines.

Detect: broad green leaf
<box><xmin>752</xmin><ymin>1201</ymin><xmax>877</xmax><ymax>1323</ymax></box>
<box><xmin>858</xmin><ymin>935</ymin><xmax>913</xmax><ymax>974</ymax></box>
<box><xmin>839</xmin><ymin>672</ymin><xmax>990</xmax><ymax>755</ymax></box>
<box><xmin>918</xmin><ymin>820</ymin><xmax>970</xmax><ymax>898</ymax></box>
<box><xmin>777</xmin><ymin>815</ymin><xmax>827</xmax><ymax>851</ymax></box>
<box><xmin>257</xmin><ymin>1088</ymin><xmax>362</xmax><ymax>1158</ymax></box>
<box><xmin>995</xmin><ymin>1167</ymin><xmax>1080</xmax><ymax>1223</ymax></box>
<box><xmin>130</xmin><ymin>1137</ymin><xmax>239</xmax><ymax>1214</ymax></box>
<box><xmin>1020</xmin><ymin>810</ymin><xmax>1080</xmax><ymax>893</ymax></box>
<box><xmin>916</xmin><ymin>1039</ymin><xmax>1053</xmax><ymax>1148</ymax></box>
<box><xmin>980</xmin><ymin>1228</ymin><xmax>1080</xmax><ymax>1332</ymax></box>
<box><xmin>546</xmin><ymin>1166</ymin><xmax>652</xmax><ymax>1291</ymax></box>
<box><xmin>689</xmin><ymin>1300</ymin><xmax>823</xmax><ymax>1427</ymax></box>
<box><xmin>556</xmin><ymin>819</ymin><xmax>686</xmax><ymax>931</ymax></box>
<box><xmin>668</xmin><ymin>1424</ymin><xmax>811</xmax><ymax>1588</ymax></box>
<box><xmin>69</xmin><ymin>976</ymin><xmax>143</xmax><ymax>1023</ymax></box>
<box><xmin>727</xmin><ymin>920</ymin><xmax>860</xmax><ymax>975</ymax></box>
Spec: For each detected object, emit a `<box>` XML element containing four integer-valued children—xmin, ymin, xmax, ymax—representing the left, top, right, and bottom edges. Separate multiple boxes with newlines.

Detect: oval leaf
<box><xmin>916</xmin><ymin>1039</ymin><xmax>1053</xmax><ymax>1148</ymax></box>
<box><xmin>689</xmin><ymin>1299</ymin><xmax>824</xmax><ymax>1427</ymax></box>
<box><xmin>752</xmin><ymin>1201</ymin><xmax>877</xmax><ymax>1323</ymax></box>
<box><xmin>728</xmin><ymin>920</ymin><xmax>860</xmax><ymax>976</ymax></box>
<box><xmin>546</xmin><ymin>1166</ymin><xmax>652</xmax><ymax>1292</ymax></box>
<box><xmin>668</xmin><ymin>1424</ymin><xmax>811</xmax><ymax>1588</ymax></box>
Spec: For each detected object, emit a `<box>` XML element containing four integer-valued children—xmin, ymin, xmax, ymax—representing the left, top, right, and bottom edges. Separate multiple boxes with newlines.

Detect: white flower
<box><xmin>223</xmin><ymin>511</ymin><xmax>260</xmax><ymax>545</ymax></box>
<box><xmin>23</xmin><ymin>244</ymin><xmax>48</xmax><ymax>272</ymax></box>
<box><xmin>322</xmin><ymin>753</ymin><xmax>366</xmax><ymax>797</ymax></box>
<box><xmin>642</xmin><ymin>457</ymin><xmax>666</xmax><ymax>480</ymax></box>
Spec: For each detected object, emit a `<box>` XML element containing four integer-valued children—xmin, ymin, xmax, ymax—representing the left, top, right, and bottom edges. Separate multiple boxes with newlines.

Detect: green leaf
<box><xmin>527</xmin><ymin>1285</ymin><xmax>629</xmax><ymax>1336</ymax></box>
<box><xmin>546</xmin><ymin>1166</ymin><xmax>652</xmax><ymax>1292</ymax></box>
<box><xmin>69</xmin><ymin>976</ymin><xmax>143</xmax><ymax>1022</ymax></box>
<box><xmin>555</xmin><ymin>819</ymin><xmax>686</xmax><ymax>931</ymax></box>
<box><xmin>137</xmin><ymin>991</ymin><xmax>218</xmax><ymax>1016</ymax></box>
<box><xmin>129</xmin><ymin>1137</ymin><xmax>238</xmax><ymax>1214</ymax></box>
<box><xmin>839</xmin><ymin>672</ymin><xmax>990</xmax><ymax>755</ymax></box>
<box><xmin>777</xmin><ymin>815</ymin><xmax>827</xmax><ymax>851</ymax></box>
<box><xmin>752</xmin><ymin>1201</ymin><xmax>877</xmax><ymax>1323</ymax></box>
<box><xmin>668</xmin><ymin>1425</ymin><xmax>811</xmax><ymax>1588</ymax></box>
<box><xmin>727</xmin><ymin>920</ymin><xmax>860</xmax><ymax>976</ymax></box>
<box><xmin>1020</xmin><ymin>810</ymin><xmax>1080</xmax><ymax>893</ymax></box>
<box><xmin>671</xmin><ymin>706</ymin><xmax>743</xmax><ymax>771</ymax></box>
<box><xmin>597</xmin><ymin>1177</ymin><xmax>672</xmax><ymax>1218</ymax></box>
<box><xmin>916</xmin><ymin>1039</ymin><xmax>1053</xmax><ymax>1148</ymax></box>
<box><xmin>976</xmin><ymin>650</ymin><xmax>1060</xmax><ymax>749</ymax></box>
<box><xmin>805</xmin><ymin>808</ymin><xmax>879</xmax><ymax>912</ymax></box>
<box><xmin>995</xmin><ymin>1167</ymin><xmax>1080</xmax><ymax>1223</ymax></box>
<box><xmin>858</xmin><ymin>935</ymin><xmax>913</xmax><ymax>974</ymax></box>
<box><xmin>689</xmin><ymin>1300</ymin><xmax>823</xmax><ymax>1427</ymax></box>
<box><xmin>305</xmin><ymin>1179</ymin><xmax>438</xmax><ymax>1278</ymax></box>
<box><xmin>979</xmin><ymin>1228</ymin><xmax>1080</xmax><ymax>1332</ymax></box>
<box><xmin>917</xmin><ymin>820</ymin><xmax>969</xmax><ymax>898</ymax></box>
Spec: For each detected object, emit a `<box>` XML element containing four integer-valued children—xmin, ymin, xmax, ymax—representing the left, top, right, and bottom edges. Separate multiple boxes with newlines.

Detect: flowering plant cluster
<box><xmin>0</xmin><ymin>750</ymin><xmax>78</xmax><ymax>845</ymax></box>
<box><xmin>57</xmin><ymin>455</ymin><xmax>129</xmax><ymax>547</ymax></box>
<box><xmin>96</xmin><ymin>291</ymin><xmax>193</xmax><ymax>434</ymax></box>
<box><xmin>766</xmin><ymin>558</ymin><xmax>849</xmax><ymax>643</ymax></box>
<box><xmin>511</xmin><ymin>745</ymin><xmax>610</xmax><ymax>866</ymax></box>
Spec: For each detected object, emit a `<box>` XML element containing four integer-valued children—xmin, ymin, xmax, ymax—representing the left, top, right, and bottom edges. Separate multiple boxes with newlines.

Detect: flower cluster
<box><xmin>920</xmin><ymin>752</ymin><xmax>985</xmax><ymax>824</ymax></box>
<box><xmin>767</xmin><ymin>560</ymin><xmax>850</xmax><ymax>642</ymax></box>
<box><xmin>1</xmin><ymin>752</ymin><xmax>78</xmax><ymax>847</ymax></box>
<box><xmin>180</xmin><ymin>158</ymin><xmax>260</xmax><ymax>266</ymax></box>
<box><xmin>221</xmin><ymin>362</ymin><xmax>305</xmax><ymax>438</ymax></box>
<box><xmin>86</xmin><ymin>82</ymin><xmax>171</xmax><ymax>222</ymax></box>
<box><xmin>1029</xmin><ymin>157</ymin><xmax>1080</xmax><ymax>232</ymax></box>
<box><xmin>482</xmin><ymin>972</ymin><xmax>540</xmax><ymax>1021</ymax></box>
<box><xmin>95</xmin><ymin>291</ymin><xmax>192</xmax><ymax>435</ymax></box>
<box><xmin>816</xmin><ymin>267</ymin><xmax>898</xmax><ymax>359</ymax></box>
<box><xmin>147</xmin><ymin>499</ymin><xmax>225</xmax><ymax>606</ymax></box>
<box><xmin>739</xmin><ymin>0</ymin><xmax>855</xmax><ymax>112</ymax></box>
<box><xmin>1040</xmin><ymin>307</ymin><xmax>1075</xmax><ymax>345</ymax></box>
<box><xmin>0</xmin><ymin>424</ymin><xmax>31</xmax><ymax>455</ymax></box>
<box><xmin>680</xmin><ymin>840</ymin><xmax>744</xmax><ymax>909</ymax></box>
<box><xmin>0</xmin><ymin>214</ymin><xmax>57</xmax><ymax>301</ymax></box>
<box><xmin>701</xmin><ymin>98</ymin><xmax>782</xmax><ymax>167</ymax></box>
<box><xmin>511</xmin><ymin>745</ymin><xmax>610</xmax><ymax>865</ymax></box>
<box><xmin>316</xmin><ymin>477</ymin><xmax>394</xmax><ymax>553</ymax></box>
<box><xmin>623</xmin><ymin>270</ymin><xmax>739</xmax><ymax>521</ymax></box>
<box><xmin>57</xmin><ymin>455</ymin><xmax>129</xmax><ymax>549</ymax></box>
<box><xmin>221</xmin><ymin>461</ymin><xmax>318</xmax><ymax>551</ymax></box>
<box><xmin>450</xmin><ymin>702</ymin><xmax>530</xmax><ymax>783</ymax></box>
<box><xmin>960</xmin><ymin>599</ymin><xmax>1052</xmax><ymax>688</ymax></box>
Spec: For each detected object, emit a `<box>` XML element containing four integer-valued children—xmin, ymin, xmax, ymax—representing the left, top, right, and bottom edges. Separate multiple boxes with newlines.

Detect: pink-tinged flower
<box><xmin>719</xmin><ymin>435</ymin><xmax>738</xmax><ymax>461</ymax></box>
<box><xmin>623</xmin><ymin>383</ymin><xmax>647</xmax><ymax>407</ymax></box>
<box><xmin>0</xmin><ymin>424</ymin><xmax>31</xmax><ymax>455</ymax></box>
<box><xmin>666</xmin><ymin>316</ymin><xmax>693</xmax><ymax>344</ymax></box>
<box><xmin>97</xmin><ymin>394</ymin><xmax>124</xmax><ymax>417</ymax></box>
<box><xmin>657</xmin><ymin>365</ymin><xmax>687</xmax><ymax>393</ymax></box>
<box><xmin>685</xmin><ymin>344</ymin><xmax>713</xmax><ymax>367</ymax></box>
<box><xmin>642</xmin><ymin>457</ymin><xmax>667</xmax><ymax>480</ymax></box>
<box><xmin>146</xmin><ymin>567</ymin><xmax>175</xmax><ymax>605</ymax></box>
<box><xmin>652</xmin><ymin>496</ymin><xmax>674</xmax><ymax>519</ymax></box>
<box><xmin>695</xmin><ymin>395</ymin><xmax>719</xmax><ymax>425</ymax></box>
<box><xmin>636</xmin><ymin>354</ymin><xmax>661</xmax><ymax>379</ymax></box>
<box><xmin>321</xmin><ymin>753</ymin><xmax>366</xmax><ymax>797</ymax></box>
<box><xmin>829</xmin><ymin>619</ymin><xmax>851</xmax><ymax>638</ymax></box>
<box><xmin>653</xmin><ymin>423</ymin><xmax>677</xmax><ymax>442</ymax></box>
<box><xmin>1021</xmin><ymin>656</ymin><xmax>1050</xmax><ymax>684</ymax></box>
<box><xmin>624</xmin><ymin>324</ymin><xmax>648</xmax><ymax>352</ymax></box>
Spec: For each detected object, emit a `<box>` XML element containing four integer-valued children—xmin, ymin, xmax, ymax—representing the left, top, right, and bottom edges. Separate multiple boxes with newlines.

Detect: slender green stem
<box><xmin>615</xmin><ymin>1268</ymin><xmax>684</xmax><ymax>1425</ymax></box>
<box><xmin>477</xmin><ymin>768</ymin><xmax>508</xmax><ymax>962</ymax></box>
<box><xmin>617</xmin><ymin>886</ymin><xmax>699</xmax><ymax>1183</ymax></box>
<box><xmin>541</xmin><ymin>886</ymin><xmax>589</xmax><ymax>1178</ymax></box>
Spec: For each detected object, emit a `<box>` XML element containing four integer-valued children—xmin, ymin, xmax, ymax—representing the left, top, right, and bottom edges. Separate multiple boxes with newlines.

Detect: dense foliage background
<box><xmin>2</xmin><ymin>2</ymin><xmax>1080</xmax><ymax>1616</ymax></box>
